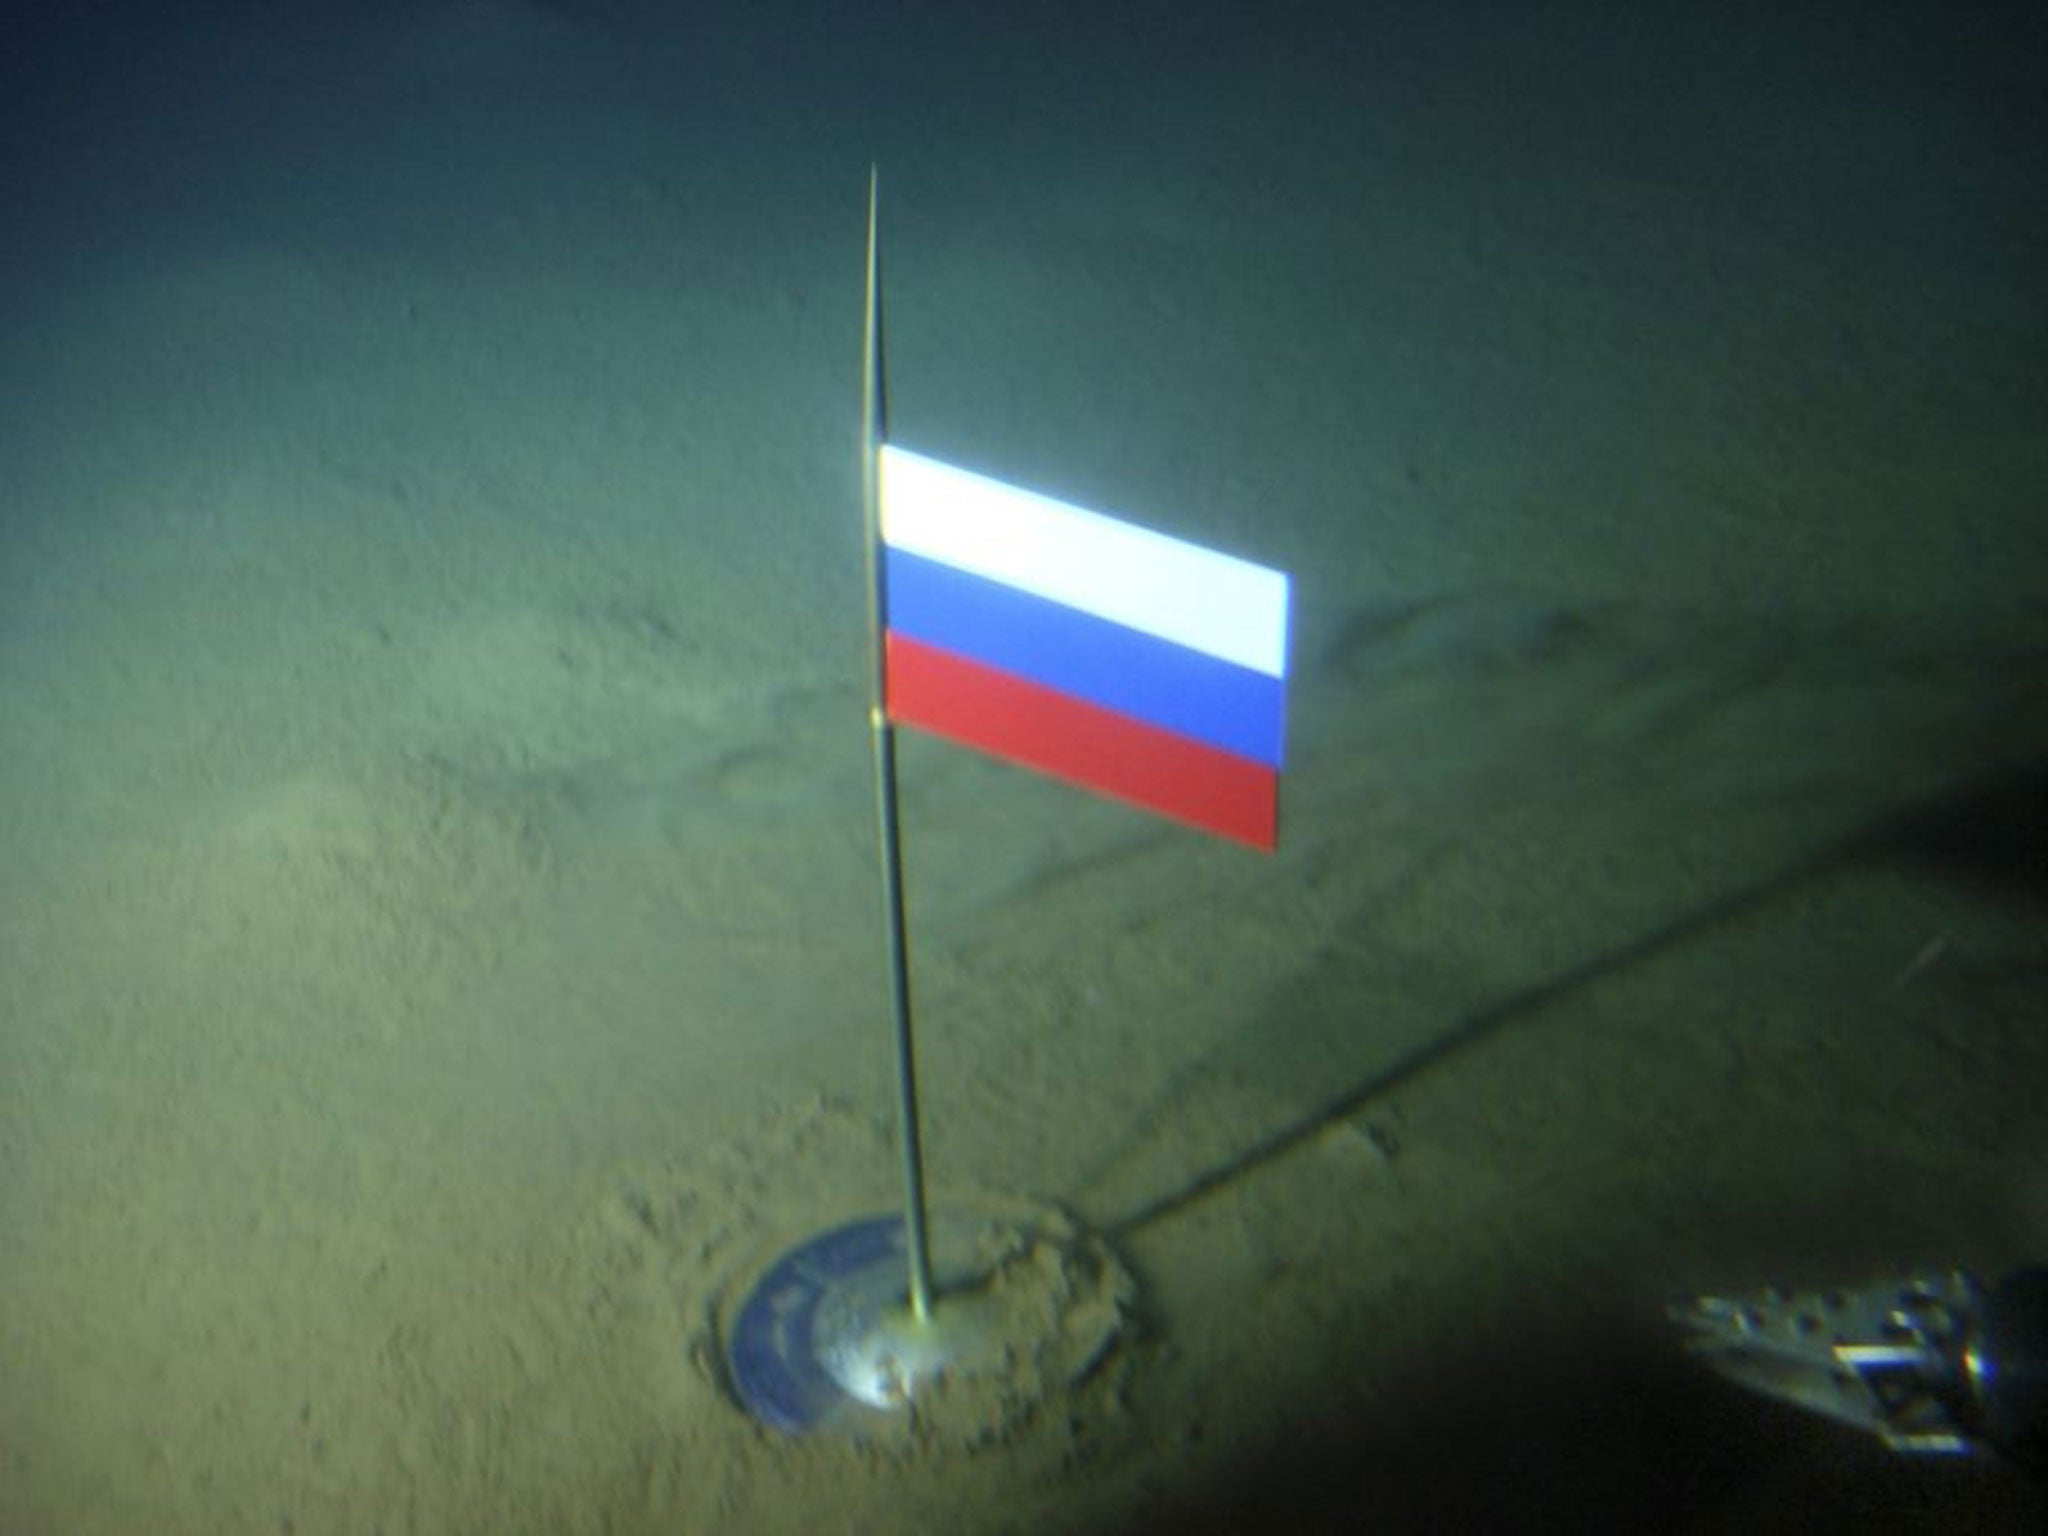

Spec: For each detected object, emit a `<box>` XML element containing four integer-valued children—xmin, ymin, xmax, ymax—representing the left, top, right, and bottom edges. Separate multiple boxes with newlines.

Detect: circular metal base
<box><xmin>721</xmin><ymin>1205</ymin><xmax>1133</xmax><ymax>1437</ymax></box>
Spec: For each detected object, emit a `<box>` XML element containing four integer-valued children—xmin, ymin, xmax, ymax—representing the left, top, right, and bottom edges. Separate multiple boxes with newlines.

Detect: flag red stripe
<box><xmin>885</xmin><ymin>632</ymin><xmax>1278</xmax><ymax>850</ymax></box>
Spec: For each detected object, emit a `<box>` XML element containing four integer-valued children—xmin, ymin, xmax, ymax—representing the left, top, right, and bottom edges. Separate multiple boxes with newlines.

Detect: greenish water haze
<box><xmin>2</xmin><ymin>3</ymin><xmax>2043</xmax><ymax>1530</ymax></box>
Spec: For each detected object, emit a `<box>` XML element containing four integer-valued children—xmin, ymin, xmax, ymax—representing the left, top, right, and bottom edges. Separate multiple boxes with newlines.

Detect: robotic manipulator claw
<box><xmin>1671</xmin><ymin>1267</ymin><xmax>2048</xmax><ymax>1475</ymax></box>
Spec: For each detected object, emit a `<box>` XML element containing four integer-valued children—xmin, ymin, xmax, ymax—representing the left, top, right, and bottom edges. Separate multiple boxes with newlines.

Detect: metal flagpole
<box><xmin>720</xmin><ymin>171</ymin><xmax>1148</xmax><ymax>1433</ymax></box>
<box><xmin>860</xmin><ymin>165</ymin><xmax>938</xmax><ymax>1324</ymax></box>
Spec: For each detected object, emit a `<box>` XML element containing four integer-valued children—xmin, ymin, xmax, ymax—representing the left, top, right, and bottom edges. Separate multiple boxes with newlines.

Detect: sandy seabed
<box><xmin>3</xmin><ymin>4</ymin><xmax>2046</xmax><ymax>1531</ymax></box>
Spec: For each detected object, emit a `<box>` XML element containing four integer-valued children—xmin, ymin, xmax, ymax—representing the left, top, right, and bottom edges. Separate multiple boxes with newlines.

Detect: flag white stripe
<box><xmin>879</xmin><ymin>445</ymin><xmax>1289</xmax><ymax>679</ymax></box>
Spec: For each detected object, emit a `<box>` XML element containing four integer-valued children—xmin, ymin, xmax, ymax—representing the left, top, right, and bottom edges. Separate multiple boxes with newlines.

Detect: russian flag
<box><xmin>877</xmin><ymin>445</ymin><xmax>1291</xmax><ymax>850</ymax></box>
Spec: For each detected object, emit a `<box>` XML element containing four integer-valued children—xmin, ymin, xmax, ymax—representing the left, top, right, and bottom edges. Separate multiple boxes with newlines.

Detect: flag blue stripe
<box><xmin>884</xmin><ymin>547</ymin><xmax>1286</xmax><ymax>768</ymax></box>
